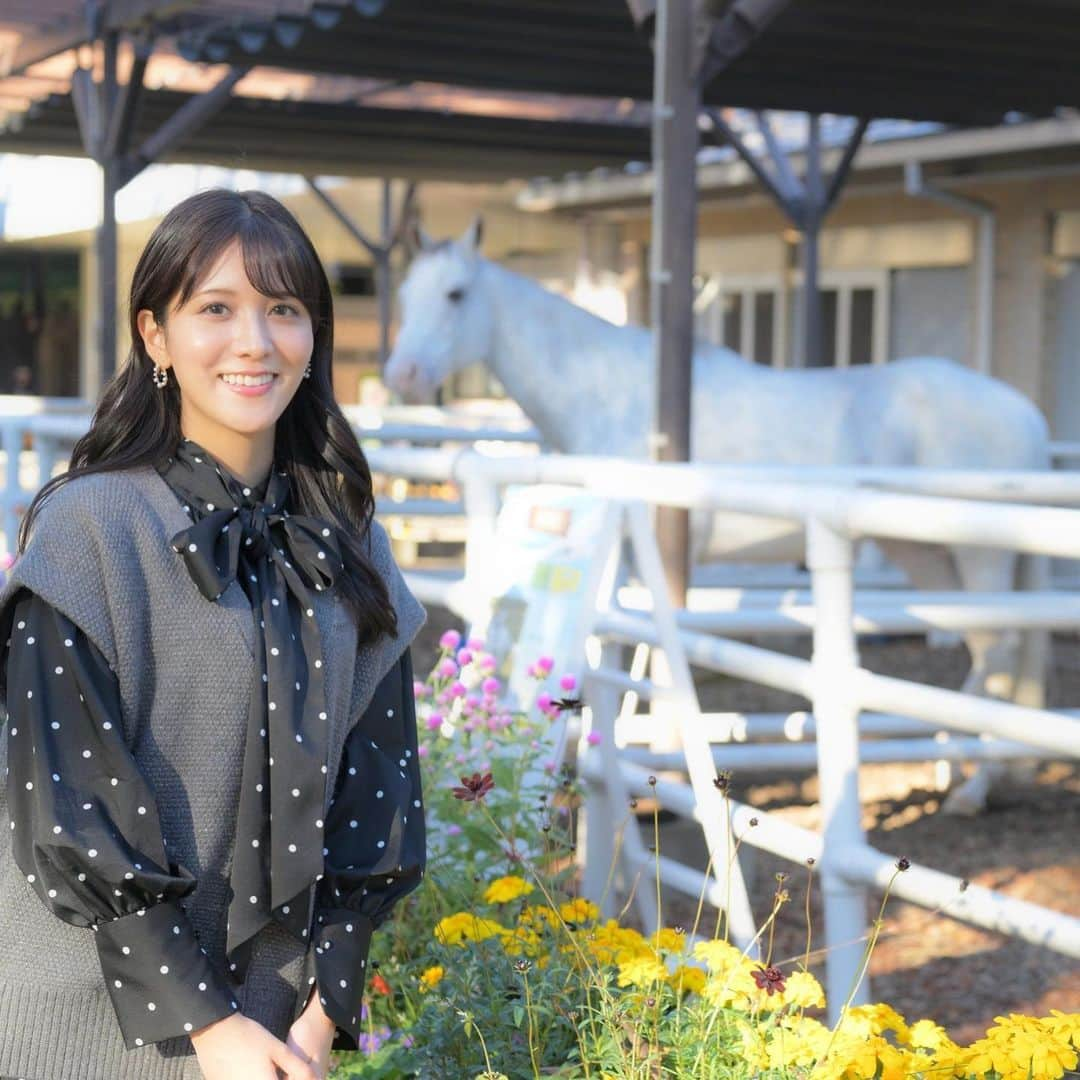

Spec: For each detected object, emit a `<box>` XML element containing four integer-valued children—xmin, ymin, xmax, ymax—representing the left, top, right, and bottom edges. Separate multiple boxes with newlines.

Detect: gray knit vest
<box><xmin>0</xmin><ymin>464</ymin><xmax>426</xmax><ymax>1080</ymax></box>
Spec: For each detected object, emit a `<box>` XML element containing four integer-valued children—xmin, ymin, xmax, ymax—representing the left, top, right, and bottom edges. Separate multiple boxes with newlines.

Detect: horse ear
<box><xmin>461</xmin><ymin>214</ymin><xmax>484</xmax><ymax>253</ymax></box>
<box><xmin>407</xmin><ymin>220</ymin><xmax>435</xmax><ymax>254</ymax></box>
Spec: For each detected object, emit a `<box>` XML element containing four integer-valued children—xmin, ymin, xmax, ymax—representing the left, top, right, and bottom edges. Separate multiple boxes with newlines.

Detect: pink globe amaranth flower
<box><xmin>456</xmin><ymin>648</ymin><xmax>473</xmax><ymax>665</ymax></box>
<box><xmin>417</xmin><ymin>745</ymin><xmax>429</xmax><ymax>758</ymax></box>
<box><xmin>536</xmin><ymin>692</ymin><xmax>553</xmax><ymax>710</ymax></box>
<box><xmin>530</xmin><ymin>740</ymin><xmax>541</xmax><ymax>750</ymax></box>
<box><xmin>481</xmin><ymin>676</ymin><xmax>500</xmax><ymax>695</ymax></box>
<box><xmin>439</xmin><ymin>629</ymin><xmax>462</xmax><ymax>651</ymax></box>
<box><xmin>425</xmin><ymin>714</ymin><xmax>443</xmax><ymax>732</ymax></box>
<box><xmin>447</xmin><ymin>824</ymin><xmax>462</xmax><ymax>836</ymax></box>
<box><xmin>543</xmin><ymin>760</ymin><xmax>556</xmax><ymax>774</ymax></box>
<box><xmin>0</xmin><ymin>552</ymin><xmax>14</xmax><ymax>570</ymax></box>
<box><xmin>467</xmin><ymin>636</ymin><xmax>485</xmax><ymax>651</ymax></box>
<box><xmin>484</xmin><ymin>739</ymin><xmax>495</xmax><ymax>751</ymax></box>
<box><xmin>412</xmin><ymin>680</ymin><xmax>430</xmax><ymax>698</ymax></box>
<box><xmin>449</xmin><ymin>681</ymin><xmax>468</xmax><ymax>699</ymax></box>
<box><xmin>455</xmin><ymin>751</ymin><xmax>468</xmax><ymax>764</ymax></box>
<box><xmin>436</xmin><ymin>657</ymin><xmax>459</xmax><ymax>679</ymax></box>
<box><xmin>479</xmin><ymin>760</ymin><xmax>491</xmax><ymax>772</ymax></box>
<box><xmin>536</xmin><ymin>655</ymin><xmax>554</xmax><ymax>673</ymax></box>
<box><xmin>480</xmin><ymin>656</ymin><xmax>497</xmax><ymax>671</ymax></box>
<box><xmin>436</xmin><ymin>690</ymin><xmax>451</xmax><ymax>706</ymax></box>
<box><xmin>486</xmin><ymin>715</ymin><xmax>501</xmax><ymax>732</ymax></box>
<box><xmin>586</xmin><ymin>731</ymin><xmax>602</xmax><ymax>746</ymax></box>
<box><xmin>462</xmin><ymin>719</ymin><xmax>477</xmax><ymax>733</ymax></box>
<box><xmin>559</xmin><ymin>673</ymin><xmax>577</xmax><ymax>692</ymax></box>
<box><xmin>466</xmin><ymin>693</ymin><xmax>481</xmax><ymax>708</ymax></box>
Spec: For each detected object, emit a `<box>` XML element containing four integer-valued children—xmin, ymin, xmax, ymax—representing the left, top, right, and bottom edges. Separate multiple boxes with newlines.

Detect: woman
<box><xmin>0</xmin><ymin>189</ymin><xmax>428</xmax><ymax>1079</ymax></box>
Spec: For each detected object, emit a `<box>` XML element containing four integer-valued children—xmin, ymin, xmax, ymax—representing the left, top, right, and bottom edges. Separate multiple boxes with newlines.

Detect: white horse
<box><xmin>385</xmin><ymin>219</ymin><xmax>1053</xmax><ymax>814</ymax></box>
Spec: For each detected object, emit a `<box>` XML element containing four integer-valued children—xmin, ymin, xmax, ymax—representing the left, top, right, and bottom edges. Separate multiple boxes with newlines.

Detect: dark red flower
<box><xmin>752</xmin><ymin>965</ymin><xmax>787</xmax><ymax>995</ymax></box>
<box><xmin>370</xmin><ymin>972</ymin><xmax>392</xmax><ymax>996</ymax></box>
<box><xmin>452</xmin><ymin>771</ymin><xmax>495</xmax><ymax>802</ymax></box>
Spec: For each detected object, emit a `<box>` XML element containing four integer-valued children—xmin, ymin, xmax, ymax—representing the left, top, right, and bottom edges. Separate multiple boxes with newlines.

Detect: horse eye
<box><xmin>447</xmin><ymin>287</ymin><xmax>465</xmax><ymax>303</ymax></box>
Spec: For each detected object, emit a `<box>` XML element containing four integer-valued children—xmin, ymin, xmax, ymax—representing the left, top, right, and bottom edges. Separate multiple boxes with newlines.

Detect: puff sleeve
<box><xmin>303</xmin><ymin>647</ymin><xmax>426</xmax><ymax>1051</ymax></box>
<box><xmin>3</xmin><ymin>587</ymin><xmax>238</xmax><ymax>1049</ymax></box>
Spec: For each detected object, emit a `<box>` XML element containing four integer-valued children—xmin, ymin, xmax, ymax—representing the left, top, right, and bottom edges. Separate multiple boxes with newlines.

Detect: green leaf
<box><xmin>513</xmin><ymin>1005</ymin><xmax>525</xmax><ymax>1028</ymax></box>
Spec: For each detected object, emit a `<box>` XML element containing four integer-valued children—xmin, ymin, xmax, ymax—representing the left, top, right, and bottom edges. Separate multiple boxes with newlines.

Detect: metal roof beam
<box><xmin>2</xmin><ymin>0</ymin><xmax>196</xmax><ymax>77</ymax></box>
<box><xmin>119</xmin><ymin>63</ymin><xmax>249</xmax><ymax>185</ymax></box>
<box><xmin>701</xmin><ymin>0</ymin><xmax>793</xmax><ymax>86</ymax></box>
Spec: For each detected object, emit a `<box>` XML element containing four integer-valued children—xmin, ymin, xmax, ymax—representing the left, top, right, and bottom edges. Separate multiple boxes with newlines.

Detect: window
<box><xmin>694</xmin><ymin>274</ymin><xmax>784</xmax><ymax>366</ymax></box>
<box><xmin>787</xmin><ymin>269</ymin><xmax>889</xmax><ymax>367</ymax></box>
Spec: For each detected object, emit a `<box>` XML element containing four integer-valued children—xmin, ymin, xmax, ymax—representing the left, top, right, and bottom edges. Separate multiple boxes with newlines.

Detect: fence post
<box><xmin>805</xmin><ymin>515</ymin><xmax>870</xmax><ymax>1018</ymax></box>
<box><xmin>3</xmin><ymin>421</ymin><xmax>23</xmax><ymax>555</ymax></box>
<box><xmin>580</xmin><ymin>637</ymin><xmax>626</xmax><ymax>920</ymax></box>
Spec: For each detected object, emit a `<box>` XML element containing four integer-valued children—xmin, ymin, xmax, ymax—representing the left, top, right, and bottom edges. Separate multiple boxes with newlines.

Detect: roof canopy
<box><xmin>1</xmin><ymin>87</ymin><xmax>652</xmax><ymax>181</ymax></box>
<box><xmin>168</xmin><ymin>0</ymin><xmax>1080</xmax><ymax>125</ymax></box>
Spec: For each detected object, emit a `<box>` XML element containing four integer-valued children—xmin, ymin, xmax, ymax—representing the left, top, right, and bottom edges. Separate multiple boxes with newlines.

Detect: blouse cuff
<box><xmin>309</xmin><ymin>908</ymin><xmax>375</xmax><ymax>1052</ymax></box>
<box><xmin>94</xmin><ymin>899</ymin><xmax>238</xmax><ymax>1050</ymax></box>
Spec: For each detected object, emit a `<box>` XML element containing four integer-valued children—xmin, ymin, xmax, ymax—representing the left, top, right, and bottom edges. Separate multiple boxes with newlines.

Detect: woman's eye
<box><xmin>272</xmin><ymin>303</ymin><xmax>300</xmax><ymax>316</ymax></box>
<box><xmin>201</xmin><ymin>302</ymin><xmax>227</xmax><ymax>315</ymax></box>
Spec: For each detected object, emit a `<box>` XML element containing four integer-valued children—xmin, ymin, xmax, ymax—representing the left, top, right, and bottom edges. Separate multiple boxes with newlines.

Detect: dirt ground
<box><xmin>411</xmin><ymin>613</ymin><xmax>1080</xmax><ymax>1044</ymax></box>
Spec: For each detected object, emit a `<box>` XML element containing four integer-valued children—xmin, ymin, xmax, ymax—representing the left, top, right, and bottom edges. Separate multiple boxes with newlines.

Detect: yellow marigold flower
<box><xmin>1045</xmin><ymin>1010</ymin><xmax>1080</xmax><ymax>1046</ymax></box>
<box><xmin>701</xmin><ymin>962</ymin><xmax>759</xmax><ymax>1007</ymax></box>
<box><xmin>616</xmin><ymin>954</ymin><xmax>669</xmax><ymax>988</ymax></box>
<box><xmin>518</xmin><ymin>904</ymin><xmax>560</xmax><ymax>933</ymax></box>
<box><xmin>777</xmin><ymin>970</ymin><xmax>825</xmax><ymax>1010</ymax></box>
<box><xmin>907</xmin><ymin>1018</ymin><xmax>954</xmax><ymax>1052</ymax></box>
<box><xmin>559</xmin><ymin>897</ymin><xmax>600</xmax><ymax>924</ymax></box>
<box><xmin>500</xmin><ymin>926</ymin><xmax>542</xmax><ymax>958</ymax></box>
<box><xmin>483</xmin><ymin>874</ymin><xmax>535</xmax><ymax>904</ymax></box>
<box><xmin>826</xmin><ymin>1032</ymin><xmax>885</xmax><ymax>1079</ymax></box>
<box><xmin>583</xmin><ymin>920</ymin><xmax>650</xmax><ymax>965</ymax></box>
<box><xmin>418</xmin><ymin>965</ymin><xmax>444</xmax><ymax>991</ymax></box>
<box><xmin>650</xmin><ymin>927</ymin><xmax>686</xmax><ymax>954</ymax></box>
<box><xmin>434</xmin><ymin>912</ymin><xmax>506</xmax><ymax>946</ymax></box>
<box><xmin>691</xmin><ymin>937</ymin><xmax>747</xmax><ymax>974</ymax></box>
<box><xmin>962</xmin><ymin>1037</ymin><xmax>1019</xmax><ymax>1078</ymax></box>
<box><xmin>667</xmin><ymin>964</ymin><xmax>706</xmax><ymax>994</ymax></box>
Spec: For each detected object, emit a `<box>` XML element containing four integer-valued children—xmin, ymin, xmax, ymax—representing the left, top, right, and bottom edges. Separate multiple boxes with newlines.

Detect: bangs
<box><xmin>173</xmin><ymin>208</ymin><xmax>324</xmax><ymax>318</ymax></box>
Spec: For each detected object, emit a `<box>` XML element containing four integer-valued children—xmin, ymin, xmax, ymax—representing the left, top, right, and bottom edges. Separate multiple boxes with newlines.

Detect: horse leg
<box><xmin>939</xmin><ymin>544</ymin><xmax>1030</xmax><ymax>815</ymax></box>
<box><xmin>873</xmin><ymin>539</ymin><xmax>967</xmax><ymax>791</ymax></box>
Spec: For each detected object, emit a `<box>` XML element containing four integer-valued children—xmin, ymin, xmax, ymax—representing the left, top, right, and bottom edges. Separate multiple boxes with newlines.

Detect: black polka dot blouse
<box><xmin>4</xmin><ymin>589</ymin><xmax>425</xmax><ymax>1052</ymax></box>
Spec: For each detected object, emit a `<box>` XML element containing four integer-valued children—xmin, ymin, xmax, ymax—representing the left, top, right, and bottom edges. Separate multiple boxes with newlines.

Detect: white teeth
<box><xmin>221</xmin><ymin>373</ymin><xmax>275</xmax><ymax>387</ymax></box>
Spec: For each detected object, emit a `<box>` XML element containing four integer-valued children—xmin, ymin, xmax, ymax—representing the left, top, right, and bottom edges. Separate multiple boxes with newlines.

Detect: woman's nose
<box><xmin>234</xmin><ymin>311</ymin><xmax>273</xmax><ymax>355</ymax></box>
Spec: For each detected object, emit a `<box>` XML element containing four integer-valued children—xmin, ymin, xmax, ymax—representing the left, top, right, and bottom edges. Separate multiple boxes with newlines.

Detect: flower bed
<box><xmin>329</xmin><ymin>631</ymin><xmax>1080</xmax><ymax>1079</ymax></box>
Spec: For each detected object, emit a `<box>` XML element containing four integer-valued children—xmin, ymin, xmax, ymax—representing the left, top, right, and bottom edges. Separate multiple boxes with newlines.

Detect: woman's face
<box><xmin>137</xmin><ymin>238</ymin><xmax>314</xmax><ymax>452</ymax></box>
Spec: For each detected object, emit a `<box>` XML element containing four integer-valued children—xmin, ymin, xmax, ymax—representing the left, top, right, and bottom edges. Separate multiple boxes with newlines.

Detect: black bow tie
<box><xmin>158</xmin><ymin>438</ymin><xmax>346</xmax><ymax>982</ymax></box>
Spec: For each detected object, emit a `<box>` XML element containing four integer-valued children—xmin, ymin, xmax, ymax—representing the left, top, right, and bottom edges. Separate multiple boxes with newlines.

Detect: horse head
<box><xmin>384</xmin><ymin>216</ymin><xmax>494</xmax><ymax>402</ymax></box>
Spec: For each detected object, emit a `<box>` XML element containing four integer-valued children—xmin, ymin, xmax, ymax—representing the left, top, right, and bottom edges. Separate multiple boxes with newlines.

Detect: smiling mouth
<box><xmin>219</xmin><ymin>373</ymin><xmax>279</xmax><ymax>386</ymax></box>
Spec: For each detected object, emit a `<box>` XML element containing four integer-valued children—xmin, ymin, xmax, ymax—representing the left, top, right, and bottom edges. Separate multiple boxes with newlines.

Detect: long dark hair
<box><xmin>17</xmin><ymin>187</ymin><xmax>397</xmax><ymax>646</ymax></box>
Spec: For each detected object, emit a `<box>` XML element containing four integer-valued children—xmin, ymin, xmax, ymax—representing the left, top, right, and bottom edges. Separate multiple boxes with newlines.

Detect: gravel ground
<box><xmin>411</xmin><ymin>612</ymin><xmax>1080</xmax><ymax>1043</ymax></box>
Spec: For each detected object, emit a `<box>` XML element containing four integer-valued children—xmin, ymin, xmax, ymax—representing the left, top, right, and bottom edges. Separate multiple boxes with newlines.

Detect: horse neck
<box><xmin>479</xmin><ymin>259</ymin><xmax>651</xmax><ymax>451</ymax></box>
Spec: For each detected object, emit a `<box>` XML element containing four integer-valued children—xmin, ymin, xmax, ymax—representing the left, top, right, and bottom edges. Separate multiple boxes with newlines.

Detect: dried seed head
<box><xmin>647</xmin><ymin>775</ymin><xmax>657</xmax><ymax>787</ymax></box>
<box><xmin>896</xmin><ymin>856</ymin><xmax>911</xmax><ymax>872</ymax></box>
<box><xmin>713</xmin><ymin>769</ymin><xmax>733</xmax><ymax>794</ymax></box>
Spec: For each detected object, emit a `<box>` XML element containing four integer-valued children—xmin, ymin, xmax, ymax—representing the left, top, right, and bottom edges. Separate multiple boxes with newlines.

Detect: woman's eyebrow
<box><xmin>192</xmin><ymin>287</ymin><xmax>300</xmax><ymax>300</ymax></box>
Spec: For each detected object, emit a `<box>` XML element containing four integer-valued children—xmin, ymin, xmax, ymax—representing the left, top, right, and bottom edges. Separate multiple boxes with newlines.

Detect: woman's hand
<box><xmin>191</xmin><ymin>1012</ymin><xmax>321</xmax><ymax>1080</ymax></box>
<box><xmin>285</xmin><ymin>985</ymin><xmax>337</xmax><ymax>1079</ymax></box>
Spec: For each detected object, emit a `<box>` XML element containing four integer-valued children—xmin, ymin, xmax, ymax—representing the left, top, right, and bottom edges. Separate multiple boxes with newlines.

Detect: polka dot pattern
<box><xmin>3</xmin><ymin>591</ymin><xmax>238</xmax><ymax>1050</ymax></box>
<box><xmin>299</xmin><ymin>648</ymin><xmax>427</xmax><ymax>1052</ymax></box>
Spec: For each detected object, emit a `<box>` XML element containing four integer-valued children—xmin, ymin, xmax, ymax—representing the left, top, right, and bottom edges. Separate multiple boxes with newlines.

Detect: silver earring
<box><xmin>152</xmin><ymin>362</ymin><xmax>168</xmax><ymax>389</ymax></box>
<box><xmin>303</xmin><ymin>360</ymin><xmax>312</xmax><ymax>379</ymax></box>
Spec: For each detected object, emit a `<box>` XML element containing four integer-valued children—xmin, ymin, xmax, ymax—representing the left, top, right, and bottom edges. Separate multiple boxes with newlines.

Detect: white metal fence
<box><xmin>3</xmin><ymin>406</ymin><xmax>1080</xmax><ymax>1020</ymax></box>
